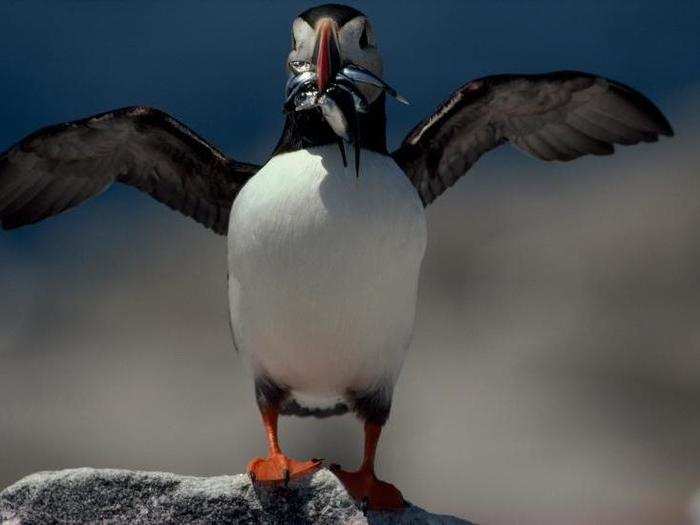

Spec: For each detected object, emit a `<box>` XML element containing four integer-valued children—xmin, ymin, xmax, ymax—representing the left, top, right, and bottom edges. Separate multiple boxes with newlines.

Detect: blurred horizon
<box><xmin>1</xmin><ymin>2</ymin><xmax>699</xmax><ymax>524</ymax></box>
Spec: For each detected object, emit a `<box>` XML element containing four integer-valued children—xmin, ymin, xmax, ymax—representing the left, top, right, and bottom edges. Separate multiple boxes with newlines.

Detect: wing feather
<box><xmin>393</xmin><ymin>71</ymin><xmax>673</xmax><ymax>205</ymax></box>
<box><xmin>0</xmin><ymin>106</ymin><xmax>260</xmax><ymax>233</ymax></box>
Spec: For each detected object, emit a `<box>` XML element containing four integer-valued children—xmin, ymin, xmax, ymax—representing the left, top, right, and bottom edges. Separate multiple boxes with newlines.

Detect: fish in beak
<box><xmin>284</xmin><ymin>17</ymin><xmax>408</xmax><ymax>177</ymax></box>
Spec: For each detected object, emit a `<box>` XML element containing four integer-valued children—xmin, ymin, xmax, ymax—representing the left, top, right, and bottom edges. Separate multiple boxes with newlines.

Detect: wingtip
<box><xmin>654</xmin><ymin>110</ymin><xmax>674</xmax><ymax>138</ymax></box>
<box><xmin>660</xmin><ymin>121</ymin><xmax>675</xmax><ymax>137</ymax></box>
<box><xmin>1</xmin><ymin>219</ymin><xmax>20</xmax><ymax>231</ymax></box>
<box><xmin>1</xmin><ymin>214</ymin><xmax>36</xmax><ymax>231</ymax></box>
<box><xmin>609</xmin><ymin>79</ymin><xmax>675</xmax><ymax>139</ymax></box>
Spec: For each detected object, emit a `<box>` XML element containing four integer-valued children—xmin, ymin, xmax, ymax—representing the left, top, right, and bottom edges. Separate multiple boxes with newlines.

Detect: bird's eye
<box><xmin>291</xmin><ymin>32</ymin><xmax>297</xmax><ymax>49</ymax></box>
<box><xmin>359</xmin><ymin>24</ymin><xmax>369</xmax><ymax>49</ymax></box>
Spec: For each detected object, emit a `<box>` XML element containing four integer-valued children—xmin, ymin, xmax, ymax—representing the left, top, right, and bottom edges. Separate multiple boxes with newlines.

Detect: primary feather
<box><xmin>0</xmin><ymin>106</ymin><xmax>259</xmax><ymax>233</ymax></box>
<box><xmin>393</xmin><ymin>71</ymin><xmax>673</xmax><ymax>205</ymax></box>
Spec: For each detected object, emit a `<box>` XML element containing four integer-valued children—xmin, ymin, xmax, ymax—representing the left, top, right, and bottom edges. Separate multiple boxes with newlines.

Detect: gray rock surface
<box><xmin>0</xmin><ymin>468</ymin><xmax>472</xmax><ymax>524</ymax></box>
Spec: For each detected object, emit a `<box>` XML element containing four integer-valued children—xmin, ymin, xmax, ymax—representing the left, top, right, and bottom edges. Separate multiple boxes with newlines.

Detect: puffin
<box><xmin>0</xmin><ymin>3</ymin><xmax>673</xmax><ymax>510</ymax></box>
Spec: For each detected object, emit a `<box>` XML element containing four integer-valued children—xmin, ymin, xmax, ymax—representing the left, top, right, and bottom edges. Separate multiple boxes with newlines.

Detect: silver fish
<box><xmin>282</xmin><ymin>65</ymin><xmax>409</xmax><ymax>179</ymax></box>
<box><xmin>285</xmin><ymin>71</ymin><xmax>317</xmax><ymax>102</ymax></box>
<box><xmin>284</xmin><ymin>71</ymin><xmax>320</xmax><ymax>113</ymax></box>
<box><xmin>333</xmin><ymin>80</ymin><xmax>369</xmax><ymax>113</ymax></box>
<box><xmin>338</xmin><ymin>65</ymin><xmax>409</xmax><ymax>105</ymax></box>
<box><xmin>319</xmin><ymin>93</ymin><xmax>351</xmax><ymax>141</ymax></box>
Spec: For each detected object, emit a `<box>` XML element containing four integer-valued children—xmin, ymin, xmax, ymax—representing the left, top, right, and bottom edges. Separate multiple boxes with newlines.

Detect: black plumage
<box><xmin>299</xmin><ymin>3</ymin><xmax>362</xmax><ymax>28</ymax></box>
<box><xmin>273</xmin><ymin>93</ymin><xmax>388</xmax><ymax>157</ymax></box>
<box><xmin>393</xmin><ymin>71</ymin><xmax>673</xmax><ymax>205</ymax></box>
<box><xmin>0</xmin><ymin>106</ymin><xmax>259</xmax><ymax>233</ymax></box>
<box><xmin>0</xmin><ymin>69</ymin><xmax>673</xmax><ymax>233</ymax></box>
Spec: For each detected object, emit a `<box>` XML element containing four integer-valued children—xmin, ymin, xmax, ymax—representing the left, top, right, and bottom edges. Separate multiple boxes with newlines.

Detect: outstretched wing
<box><xmin>0</xmin><ymin>106</ymin><xmax>260</xmax><ymax>234</ymax></box>
<box><xmin>392</xmin><ymin>71</ymin><xmax>673</xmax><ymax>205</ymax></box>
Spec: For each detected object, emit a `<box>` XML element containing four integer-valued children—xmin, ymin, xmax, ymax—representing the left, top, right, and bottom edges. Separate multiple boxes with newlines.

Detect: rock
<box><xmin>0</xmin><ymin>468</ymin><xmax>473</xmax><ymax>524</ymax></box>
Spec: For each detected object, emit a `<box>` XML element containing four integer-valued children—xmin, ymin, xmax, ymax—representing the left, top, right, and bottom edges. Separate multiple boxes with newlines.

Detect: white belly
<box><xmin>227</xmin><ymin>145</ymin><xmax>427</xmax><ymax>404</ymax></box>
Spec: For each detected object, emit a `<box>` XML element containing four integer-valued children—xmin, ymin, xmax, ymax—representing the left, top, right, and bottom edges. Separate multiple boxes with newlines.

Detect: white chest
<box><xmin>227</xmin><ymin>145</ymin><xmax>427</xmax><ymax>398</ymax></box>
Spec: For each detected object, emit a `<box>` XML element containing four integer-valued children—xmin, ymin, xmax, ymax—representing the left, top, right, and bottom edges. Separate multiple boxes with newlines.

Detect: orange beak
<box><xmin>314</xmin><ymin>19</ymin><xmax>340</xmax><ymax>93</ymax></box>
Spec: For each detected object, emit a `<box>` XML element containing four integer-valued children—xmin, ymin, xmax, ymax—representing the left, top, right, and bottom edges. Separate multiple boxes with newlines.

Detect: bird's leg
<box><xmin>330</xmin><ymin>421</ymin><xmax>407</xmax><ymax>510</ymax></box>
<box><xmin>247</xmin><ymin>407</ymin><xmax>321</xmax><ymax>484</ymax></box>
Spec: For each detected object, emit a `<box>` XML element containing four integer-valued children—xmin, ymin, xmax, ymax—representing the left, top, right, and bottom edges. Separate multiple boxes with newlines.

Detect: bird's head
<box><xmin>287</xmin><ymin>4</ymin><xmax>383</xmax><ymax>104</ymax></box>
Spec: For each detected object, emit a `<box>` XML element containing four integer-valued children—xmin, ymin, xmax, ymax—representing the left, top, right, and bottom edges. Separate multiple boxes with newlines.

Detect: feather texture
<box><xmin>0</xmin><ymin>106</ymin><xmax>259</xmax><ymax>233</ymax></box>
<box><xmin>393</xmin><ymin>71</ymin><xmax>673</xmax><ymax>205</ymax></box>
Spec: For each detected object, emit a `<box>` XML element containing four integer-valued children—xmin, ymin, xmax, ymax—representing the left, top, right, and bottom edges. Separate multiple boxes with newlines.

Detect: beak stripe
<box><xmin>315</xmin><ymin>20</ymin><xmax>336</xmax><ymax>92</ymax></box>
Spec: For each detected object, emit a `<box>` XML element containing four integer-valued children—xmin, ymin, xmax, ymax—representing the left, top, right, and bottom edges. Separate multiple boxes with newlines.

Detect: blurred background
<box><xmin>0</xmin><ymin>1</ymin><xmax>698</xmax><ymax>524</ymax></box>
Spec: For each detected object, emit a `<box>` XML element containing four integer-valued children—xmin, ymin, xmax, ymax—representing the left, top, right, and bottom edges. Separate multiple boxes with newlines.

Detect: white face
<box><xmin>287</xmin><ymin>14</ymin><xmax>384</xmax><ymax>102</ymax></box>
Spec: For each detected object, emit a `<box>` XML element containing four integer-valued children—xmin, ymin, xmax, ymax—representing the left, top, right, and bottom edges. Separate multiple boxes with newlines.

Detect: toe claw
<box><xmin>283</xmin><ymin>469</ymin><xmax>291</xmax><ymax>486</ymax></box>
<box><xmin>333</xmin><ymin>467</ymin><xmax>405</xmax><ymax>511</ymax></box>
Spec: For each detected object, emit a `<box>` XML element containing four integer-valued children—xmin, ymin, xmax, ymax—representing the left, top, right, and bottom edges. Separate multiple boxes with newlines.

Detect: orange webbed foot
<box><xmin>247</xmin><ymin>453</ymin><xmax>321</xmax><ymax>485</ymax></box>
<box><xmin>330</xmin><ymin>464</ymin><xmax>407</xmax><ymax>511</ymax></box>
